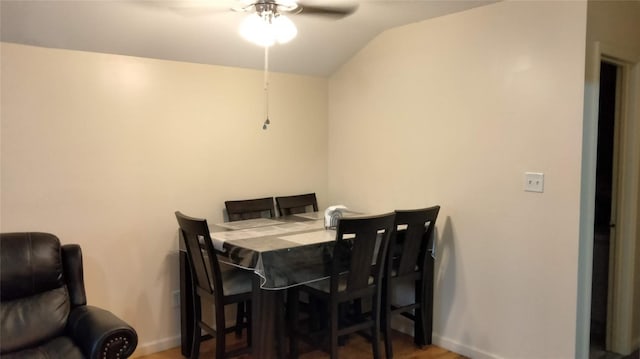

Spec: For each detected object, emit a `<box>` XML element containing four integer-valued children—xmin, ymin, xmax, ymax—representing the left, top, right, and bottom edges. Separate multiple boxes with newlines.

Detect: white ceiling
<box><xmin>0</xmin><ymin>0</ymin><xmax>495</xmax><ymax>76</ymax></box>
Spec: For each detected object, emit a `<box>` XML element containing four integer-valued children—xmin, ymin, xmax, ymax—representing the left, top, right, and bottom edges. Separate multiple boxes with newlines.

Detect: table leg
<box><xmin>251</xmin><ymin>276</ymin><xmax>284</xmax><ymax>359</ymax></box>
<box><xmin>182</xmin><ymin>253</ymin><xmax>287</xmax><ymax>358</ymax></box>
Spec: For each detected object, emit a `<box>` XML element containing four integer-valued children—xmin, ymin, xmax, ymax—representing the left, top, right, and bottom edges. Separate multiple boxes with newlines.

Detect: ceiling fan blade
<box><xmin>131</xmin><ymin>0</ymin><xmax>233</xmax><ymax>17</ymax></box>
<box><xmin>296</xmin><ymin>2</ymin><xmax>358</xmax><ymax>18</ymax></box>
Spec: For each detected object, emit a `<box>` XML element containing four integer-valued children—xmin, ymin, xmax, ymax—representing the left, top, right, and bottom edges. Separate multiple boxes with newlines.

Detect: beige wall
<box><xmin>328</xmin><ymin>2</ymin><xmax>587</xmax><ymax>358</ymax></box>
<box><xmin>0</xmin><ymin>43</ymin><xmax>328</xmax><ymax>355</ymax></box>
<box><xmin>587</xmin><ymin>0</ymin><xmax>640</xmax><ymax>59</ymax></box>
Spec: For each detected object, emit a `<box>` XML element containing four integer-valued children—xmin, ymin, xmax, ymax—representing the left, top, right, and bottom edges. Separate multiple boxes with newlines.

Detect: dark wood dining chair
<box><xmin>275</xmin><ymin>193</ymin><xmax>319</xmax><ymax>216</ymax></box>
<box><xmin>383</xmin><ymin>205</ymin><xmax>440</xmax><ymax>359</ymax></box>
<box><xmin>224</xmin><ymin>197</ymin><xmax>275</xmax><ymax>221</ymax></box>
<box><xmin>175</xmin><ymin>211</ymin><xmax>252</xmax><ymax>359</ymax></box>
<box><xmin>288</xmin><ymin>212</ymin><xmax>396</xmax><ymax>359</ymax></box>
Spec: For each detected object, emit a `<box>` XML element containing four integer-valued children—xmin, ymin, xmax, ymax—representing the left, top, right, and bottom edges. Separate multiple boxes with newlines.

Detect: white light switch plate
<box><xmin>524</xmin><ymin>172</ymin><xmax>544</xmax><ymax>193</ymax></box>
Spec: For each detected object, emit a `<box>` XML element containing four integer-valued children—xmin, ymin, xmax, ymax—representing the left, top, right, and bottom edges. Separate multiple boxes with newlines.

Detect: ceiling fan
<box><xmin>229</xmin><ymin>0</ymin><xmax>358</xmax><ymax>129</ymax></box>
<box><xmin>234</xmin><ymin>0</ymin><xmax>357</xmax><ymax>47</ymax></box>
<box><xmin>151</xmin><ymin>0</ymin><xmax>358</xmax><ymax>20</ymax></box>
<box><xmin>142</xmin><ymin>0</ymin><xmax>358</xmax><ymax>129</ymax></box>
<box><xmin>232</xmin><ymin>0</ymin><xmax>358</xmax><ymax>18</ymax></box>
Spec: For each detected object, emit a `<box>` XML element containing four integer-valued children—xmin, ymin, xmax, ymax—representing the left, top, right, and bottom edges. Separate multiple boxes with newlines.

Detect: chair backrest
<box><xmin>391</xmin><ymin>206</ymin><xmax>440</xmax><ymax>278</ymax></box>
<box><xmin>331</xmin><ymin>213</ymin><xmax>396</xmax><ymax>294</ymax></box>
<box><xmin>175</xmin><ymin>212</ymin><xmax>223</xmax><ymax>299</ymax></box>
<box><xmin>224</xmin><ymin>197</ymin><xmax>275</xmax><ymax>222</ymax></box>
<box><xmin>275</xmin><ymin>193</ymin><xmax>318</xmax><ymax>216</ymax></box>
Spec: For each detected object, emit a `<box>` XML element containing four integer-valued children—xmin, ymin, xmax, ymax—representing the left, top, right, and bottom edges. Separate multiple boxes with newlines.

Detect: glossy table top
<box><xmin>209</xmin><ymin>213</ymin><xmax>337</xmax><ymax>290</ymax></box>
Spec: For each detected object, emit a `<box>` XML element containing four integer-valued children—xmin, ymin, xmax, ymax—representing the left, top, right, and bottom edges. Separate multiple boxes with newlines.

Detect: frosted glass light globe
<box><xmin>239</xmin><ymin>13</ymin><xmax>297</xmax><ymax>47</ymax></box>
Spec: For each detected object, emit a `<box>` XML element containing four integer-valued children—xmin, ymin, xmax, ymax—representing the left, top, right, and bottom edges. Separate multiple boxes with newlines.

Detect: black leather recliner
<box><xmin>0</xmin><ymin>232</ymin><xmax>138</xmax><ymax>359</ymax></box>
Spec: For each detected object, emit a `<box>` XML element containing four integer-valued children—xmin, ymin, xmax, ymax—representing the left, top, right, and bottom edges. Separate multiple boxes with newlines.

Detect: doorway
<box><xmin>589</xmin><ymin>61</ymin><xmax>620</xmax><ymax>357</ymax></box>
<box><xmin>579</xmin><ymin>39</ymin><xmax>640</xmax><ymax>359</ymax></box>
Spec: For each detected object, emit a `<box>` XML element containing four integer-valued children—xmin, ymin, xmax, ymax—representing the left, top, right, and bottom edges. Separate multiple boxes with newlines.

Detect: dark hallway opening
<box><xmin>589</xmin><ymin>61</ymin><xmax>618</xmax><ymax>358</ymax></box>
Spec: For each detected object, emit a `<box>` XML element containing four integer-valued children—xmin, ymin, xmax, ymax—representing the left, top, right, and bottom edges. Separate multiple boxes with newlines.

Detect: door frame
<box><xmin>577</xmin><ymin>41</ymin><xmax>640</xmax><ymax>357</ymax></box>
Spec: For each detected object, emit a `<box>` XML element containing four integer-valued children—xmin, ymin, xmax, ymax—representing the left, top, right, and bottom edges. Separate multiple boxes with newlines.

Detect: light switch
<box><xmin>524</xmin><ymin>172</ymin><xmax>544</xmax><ymax>193</ymax></box>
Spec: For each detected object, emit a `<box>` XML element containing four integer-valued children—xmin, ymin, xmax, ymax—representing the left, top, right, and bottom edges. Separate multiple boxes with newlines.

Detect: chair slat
<box><xmin>225</xmin><ymin>197</ymin><xmax>275</xmax><ymax>221</ymax></box>
<box><xmin>276</xmin><ymin>193</ymin><xmax>318</xmax><ymax>216</ymax></box>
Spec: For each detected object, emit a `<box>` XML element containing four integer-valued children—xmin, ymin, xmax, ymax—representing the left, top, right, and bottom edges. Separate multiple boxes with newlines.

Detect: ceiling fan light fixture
<box><xmin>240</xmin><ymin>13</ymin><xmax>275</xmax><ymax>46</ymax></box>
<box><xmin>239</xmin><ymin>12</ymin><xmax>297</xmax><ymax>47</ymax></box>
<box><xmin>272</xmin><ymin>15</ymin><xmax>297</xmax><ymax>44</ymax></box>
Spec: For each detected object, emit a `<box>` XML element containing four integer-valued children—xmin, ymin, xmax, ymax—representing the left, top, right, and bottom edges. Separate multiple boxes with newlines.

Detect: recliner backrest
<box><xmin>1</xmin><ymin>232</ymin><xmax>65</xmax><ymax>301</ymax></box>
<box><xmin>0</xmin><ymin>233</ymin><xmax>71</xmax><ymax>353</ymax></box>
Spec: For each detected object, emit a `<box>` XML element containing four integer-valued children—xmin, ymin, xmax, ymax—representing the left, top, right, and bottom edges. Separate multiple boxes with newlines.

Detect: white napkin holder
<box><xmin>324</xmin><ymin>205</ymin><xmax>348</xmax><ymax>229</ymax></box>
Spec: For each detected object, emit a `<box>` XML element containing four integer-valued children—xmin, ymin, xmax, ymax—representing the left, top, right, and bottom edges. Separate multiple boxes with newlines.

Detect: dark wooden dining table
<box><xmin>178</xmin><ymin>212</ymin><xmax>437</xmax><ymax>358</ymax></box>
<box><xmin>179</xmin><ymin>213</ymin><xmax>338</xmax><ymax>359</ymax></box>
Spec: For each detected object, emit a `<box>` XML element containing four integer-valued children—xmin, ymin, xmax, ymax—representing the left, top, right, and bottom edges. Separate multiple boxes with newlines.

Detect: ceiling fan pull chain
<box><xmin>262</xmin><ymin>46</ymin><xmax>271</xmax><ymax>130</ymax></box>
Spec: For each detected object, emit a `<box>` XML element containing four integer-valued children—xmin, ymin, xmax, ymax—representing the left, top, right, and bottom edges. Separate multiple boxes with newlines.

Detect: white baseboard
<box><xmin>129</xmin><ymin>329</ymin><xmax>506</xmax><ymax>358</ymax></box>
<box><xmin>433</xmin><ymin>334</ymin><xmax>503</xmax><ymax>359</ymax></box>
<box><xmin>391</xmin><ymin>316</ymin><xmax>500</xmax><ymax>359</ymax></box>
<box><xmin>130</xmin><ymin>335</ymin><xmax>181</xmax><ymax>358</ymax></box>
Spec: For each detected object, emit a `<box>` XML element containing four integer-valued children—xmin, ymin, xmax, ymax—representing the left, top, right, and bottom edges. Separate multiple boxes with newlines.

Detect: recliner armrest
<box><xmin>67</xmin><ymin>305</ymin><xmax>138</xmax><ymax>359</ymax></box>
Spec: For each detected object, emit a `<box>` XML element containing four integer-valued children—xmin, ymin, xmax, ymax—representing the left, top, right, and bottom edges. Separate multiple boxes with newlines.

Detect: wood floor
<box><xmin>138</xmin><ymin>330</ymin><xmax>466</xmax><ymax>359</ymax></box>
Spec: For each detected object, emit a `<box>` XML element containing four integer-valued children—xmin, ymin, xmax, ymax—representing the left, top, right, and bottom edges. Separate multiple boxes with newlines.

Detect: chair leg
<box><xmin>383</xmin><ymin>290</ymin><xmax>393</xmax><ymax>358</ymax></box>
<box><xmin>191</xmin><ymin>297</ymin><xmax>202</xmax><ymax>359</ymax></box>
<box><xmin>246</xmin><ymin>300</ymin><xmax>253</xmax><ymax>346</ymax></box>
<box><xmin>191</xmin><ymin>325</ymin><xmax>201</xmax><ymax>359</ymax></box>
<box><xmin>216</xmin><ymin>319</ymin><xmax>227</xmax><ymax>359</ymax></box>
<box><xmin>216</xmin><ymin>307</ymin><xmax>226</xmax><ymax>359</ymax></box>
<box><xmin>415</xmin><ymin>307</ymin><xmax>428</xmax><ymax>347</ymax></box>
<box><xmin>414</xmin><ymin>280</ymin><xmax>427</xmax><ymax>347</ymax></box>
<box><xmin>330</xmin><ymin>301</ymin><xmax>339</xmax><ymax>359</ymax></box>
<box><xmin>424</xmin><ymin>268</ymin><xmax>434</xmax><ymax>345</ymax></box>
<box><xmin>371</xmin><ymin>297</ymin><xmax>381</xmax><ymax>359</ymax></box>
<box><xmin>235</xmin><ymin>302</ymin><xmax>244</xmax><ymax>338</ymax></box>
<box><xmin>372</xmin><ymin>326</ymin><xmax>382</xmax><ymax>359</ymax></box>
<box><xmin>381</xmin><ymin>276</ymin><xmax>393</xmax><ymax>359</ymax></box>
<box><xmin>338</xmin><ymin>303</ymin><xmax>348</xmax><ymax>346</ymax></box>
<box><xmin>191</xmin><ymin>323</ymin><xmax>201</xmax><ymax>359</ymax></box>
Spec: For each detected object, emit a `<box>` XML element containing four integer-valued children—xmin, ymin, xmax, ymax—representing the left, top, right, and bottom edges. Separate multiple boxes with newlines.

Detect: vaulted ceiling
<box><xmin>1</xmin><ymin>0</ymin><xmax>495</xmax><ymax>76</ymax></box>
